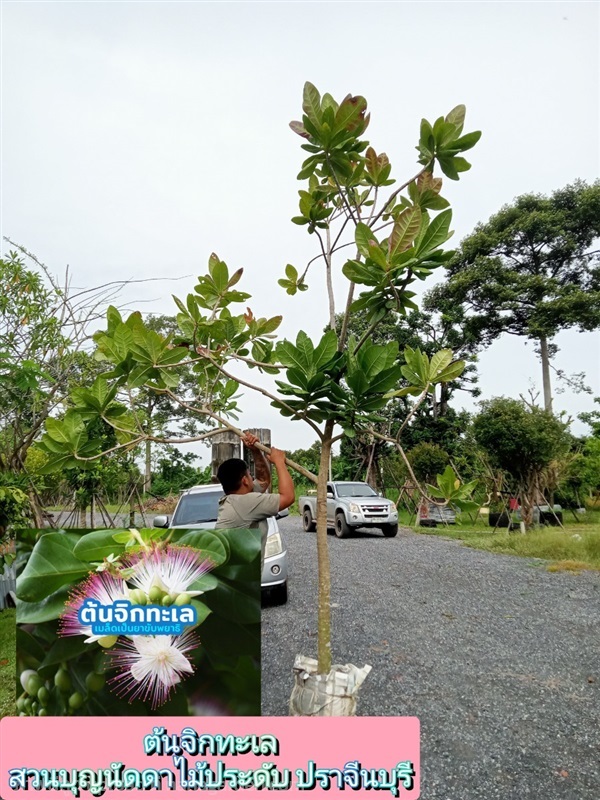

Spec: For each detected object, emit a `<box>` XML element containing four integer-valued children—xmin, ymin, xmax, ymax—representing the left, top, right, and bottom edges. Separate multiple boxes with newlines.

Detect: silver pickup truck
<box><xmin>299</xmin><ymin>481</ymin><xmax>398</xmax><ymax>538</ymax></box>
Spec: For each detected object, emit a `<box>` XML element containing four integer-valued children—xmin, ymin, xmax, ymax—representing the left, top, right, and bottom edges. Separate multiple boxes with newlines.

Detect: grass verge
<box><xmin>0</xmin><ymin>608</ymin><xmax>16</xmax><ymax>718</ymax></box>
<box><xmin>408</xmin><ymin>511</ymin><xmax>600</xmax><ymax>571</ymax></box>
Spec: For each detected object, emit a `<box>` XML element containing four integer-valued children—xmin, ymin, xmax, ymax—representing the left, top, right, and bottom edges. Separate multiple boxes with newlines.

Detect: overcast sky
<box><xmin>2</xmin><ymin>1</ymin><xmax>599</xmax><ymax>463</ymax></box>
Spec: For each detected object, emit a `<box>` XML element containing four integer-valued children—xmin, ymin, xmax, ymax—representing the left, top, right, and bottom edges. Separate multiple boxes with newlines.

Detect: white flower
<box><xmin>109</xmin><ymin>631</ymin><xmax>198</xmax><ymax>708</ymax></box>
<box><xmin>60</xmin><ymin>572</ymin><xmax>129</xmax><ymax>644</ymax></box>
<box><xmin>126</xmin><ymin>545</ymin><xmax>214</xmax><ymax>598</ymax></box>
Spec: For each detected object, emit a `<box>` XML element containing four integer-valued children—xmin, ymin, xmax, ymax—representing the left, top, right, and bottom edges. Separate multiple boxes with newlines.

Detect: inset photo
<box><xmin>0</xmin><ymin>530</ymin><xmax>16</xmax><ymax>719</ymax></box>
<box><xmin>15</xmin><ymin>527</ymin><xmax>260</xmax><ymax>716</ymax></box>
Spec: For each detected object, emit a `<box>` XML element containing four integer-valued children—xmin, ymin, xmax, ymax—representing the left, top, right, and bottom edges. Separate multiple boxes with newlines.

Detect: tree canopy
<box><xmin>426</xmin><ymin>180</ymin><xmax>600</xmax><ymax>411</ymax></box>
<box><xmin>472</xmin><ymin>397</ymin><xmax>571</xmax><ymax>526</ymax></box>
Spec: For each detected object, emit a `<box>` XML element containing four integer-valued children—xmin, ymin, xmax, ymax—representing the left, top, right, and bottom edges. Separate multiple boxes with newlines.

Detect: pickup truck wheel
<box><xmin>381</xmin><ymin>523</ymin><xmax>398</xmax><ymax>538</ymax></box>
<box><xmin>302</xmin><ymin>508</ymin><xmax>316</xmax><ymax>532</ymax></box>
<box><xmin>334</xmin><ymin>512</ymin><xmax>351</xmax><ymax>539</ymax></box>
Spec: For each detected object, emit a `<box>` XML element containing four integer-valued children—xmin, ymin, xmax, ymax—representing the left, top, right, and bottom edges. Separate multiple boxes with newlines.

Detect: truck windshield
<box><xmin>336</xmin><ymin>483</ymin><xmax>379</xmax><ymax>498</ymax></box>
<box><xmin>172</xmin><ymin>490</ymin><xmax>223</xmax><ymax>526</ymax></box>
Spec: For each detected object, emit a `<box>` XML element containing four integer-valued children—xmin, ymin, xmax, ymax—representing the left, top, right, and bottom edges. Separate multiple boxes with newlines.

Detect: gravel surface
<box><xmin>262</xmin><ymin>516</ymin><xmax>600</xmax><ymax>799</ymax></box>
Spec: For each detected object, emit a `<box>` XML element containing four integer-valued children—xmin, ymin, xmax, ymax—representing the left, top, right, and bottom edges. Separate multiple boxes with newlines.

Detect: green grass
<box><xmin>407</xmin><ymin>510</ymin><xmax>600</xmax><ymax>570</ymax></box>
<box><xmin>0</xmin><ymin>608</ymin><xmax>16</xmax><ymax>719</ymax></box>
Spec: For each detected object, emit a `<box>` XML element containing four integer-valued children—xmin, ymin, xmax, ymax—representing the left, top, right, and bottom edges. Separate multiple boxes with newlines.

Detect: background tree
<box><xmin>151</xmin><ymin>448</ymin><xmax>211</xmax><ymax>497</ymax></box>
<box><xmin>472</xmin><ymin>397</ymin><xmax>572</xmax><ymax>527</ymax></box>
<box><xmin>426</xmin><ymin>180</ymin><xmax>600</xmax><ymax>411</ymax></box>
<box><xmin>407</xmin><ymin>442</ymin><xmax>450</xmax><ymax>484</ymax></box>
<box><xmin>0</xmin><ymin>248</ymin><xmax>123</xmax><ymax>522</ymax></box>
<box><xmin>330</xmin><ymin>307</ymin><xmax>479</xmax><ymax>488</ymax></box>
<box><xmin>285</xmin><ymin>442</ymin><xmax>322</xmax><ymax>485</ymax></box>
<box><xmin>556</xmin><ymin>399</ymin><xmax>600</xmax><ymax>508</ymax></box>
<box><xmin>139</xmin><ymin>314</ymin><xmax>214</xmax><ymax>494</ymax></box>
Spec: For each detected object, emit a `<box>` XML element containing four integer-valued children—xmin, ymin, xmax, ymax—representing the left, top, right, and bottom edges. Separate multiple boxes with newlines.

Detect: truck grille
<box><xmin>360</xmin><ymin>505</ymin><xmax>388</xmax><ymax>518</ymax></box>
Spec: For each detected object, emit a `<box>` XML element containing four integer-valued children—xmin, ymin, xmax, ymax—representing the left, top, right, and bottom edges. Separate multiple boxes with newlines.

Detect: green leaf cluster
<box><xmin>426</xmin><ymin>465</ymin><xmax>479</xmax><ymax>514</ymax></box>
<box><xmin>290</xmin><ymin>82</ymin><xmax>370</xmax><ymax>184</ymax></box>
<box><xmin>343</xmin><ymin>211</ymin><xmax>455</xmax><ymax>323</ymax></box>
<box><xmin>417</xmin><ymin>105</ymin><xmax>482</xmax><ymax>180</ymax></box>
<box><xmin>395</xmin><ymin>347</ymin><xmax>465</xmax><ymax>396</ymax></box>
<box><xmin>277</xmin><ymin>264</ymin><xmax>309</xmax><ymax>295</ymax></box>
<box><xmin>272</xmin><ymin>328</ymin><xmax>464</xmax><ymax>436</ymax></box>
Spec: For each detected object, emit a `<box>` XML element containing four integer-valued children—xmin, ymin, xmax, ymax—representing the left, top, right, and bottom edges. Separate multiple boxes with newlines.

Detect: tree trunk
<box><xmin>539</xmin><ymin>335</ymin><xmax>553</xmax><ymax>412</ymax></box>
<box><xmin>316</xmin><ymin>422</ymin><xmax>334</xmax><ymax>674</ymax></box>
<box><xmin>144</xmin><ymin>440</ymin><xmax>152</xmax><ymax>494</ymax></box>
<box><xmin>129</xmin><ymin>490</ymin><xmax>136</xmax><ymax>527</ymax></box>
<box><xmin>365</xmin><ymin>445</ymin><xmax>380</xmax><ymax>491</ymax></box>
<box><xmin>439</xmin><ymin>383</ymin><xmax>450</xmax><ymax>417</ymax></box>
<box><xmin>520</xmin><ymin>474</ymin><xmax>537</xmax><ymax>530</ymax></box>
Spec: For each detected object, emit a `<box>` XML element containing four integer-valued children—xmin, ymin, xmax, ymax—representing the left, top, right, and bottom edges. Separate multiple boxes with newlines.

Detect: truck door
<box><xmin>326</xmin><ymin>483</ymin><xmax>335</xmax><ymax>524</ymax></box>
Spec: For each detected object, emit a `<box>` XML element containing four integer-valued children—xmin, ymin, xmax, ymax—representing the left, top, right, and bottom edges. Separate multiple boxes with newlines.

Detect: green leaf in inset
<box><xmin>214</xmin><ymin>528</ymin><xmax>260</xmax><ymax>566</ymax></box>
<box><xmin>189</xmin><ymin>599</ymin><xmax>212</xmax><ymax>627</ymax></box>
<box><xmin>16</xmin><ymin>586</ymin><xmax>70</xmax><ymax>624</ymax></box>
<box><xmin>175</xmin><ymin>531</ymin><xmax>229</xmax><ymax>566</ymax></box>
<box><xmin>186</xmin><ymin>573</ymin><xmax>219</xmax><ymax>594</ymax></box>
<box><xmin>17</xmin><ymin>534</ymin><xmax>90</xmax><ymax>602</ymax></box>
<box><xmin>73</xmin><ymin>530</ymin><xmax>127</xmax><ymax>562</ymax></box>
<box><xmin>206</xmin><ymin>578</ymin><xmax>260</xmax><ymax>624</ymax></box>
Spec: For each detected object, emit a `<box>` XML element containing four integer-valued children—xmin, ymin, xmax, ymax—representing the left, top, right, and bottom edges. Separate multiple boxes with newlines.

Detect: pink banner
<box><xmin>0</xmin><ymin>716</ymin><xmax>419</xmax><ymax>797</ymax></box>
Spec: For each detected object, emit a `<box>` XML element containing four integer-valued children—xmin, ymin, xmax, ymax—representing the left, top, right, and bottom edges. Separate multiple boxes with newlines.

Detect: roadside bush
<box><xmin>407</xmin><ymin>442</ymin><xmax>450</xmax><ymax>484</ymax></box>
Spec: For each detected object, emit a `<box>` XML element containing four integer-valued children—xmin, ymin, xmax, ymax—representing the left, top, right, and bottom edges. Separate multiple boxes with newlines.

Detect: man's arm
<box><xmin>242</xmin><ymin>432</ymin><xmax>271</xmax><ymax>491</ymax></box>
<box><xmin>268</xmin><ymin>447</ymin><xmax>295</xmax><ymax>511</ymax></box>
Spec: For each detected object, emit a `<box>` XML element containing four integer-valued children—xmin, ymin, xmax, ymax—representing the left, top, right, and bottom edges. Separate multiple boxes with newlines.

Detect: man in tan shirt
<box><xmin>215</xmin><ymin>432</ymin><xmax>295</xmax><ymax>570</ymax></box>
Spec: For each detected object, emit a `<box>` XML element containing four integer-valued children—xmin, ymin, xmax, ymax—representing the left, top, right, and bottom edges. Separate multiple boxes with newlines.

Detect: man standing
<box><xmin>215</xmin><ymin>432</ymin><xmax>295</xmax><ymax>570</ymax></box>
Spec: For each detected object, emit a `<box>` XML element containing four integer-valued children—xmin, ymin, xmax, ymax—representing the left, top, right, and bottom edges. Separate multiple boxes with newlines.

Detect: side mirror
<box><xmin>153</xmin><ymin>515</ymin><xmax>169</xmax><ymax>528</ymax></box>
<box><xmin>326</xmin><ymin>492</ymin><xmax>334</xmax><ymax>499</ymax></box>
<box><xmin>276</xmin><ymin>508</ymin><xmax>289</xmax><ymax>520</ymax></box>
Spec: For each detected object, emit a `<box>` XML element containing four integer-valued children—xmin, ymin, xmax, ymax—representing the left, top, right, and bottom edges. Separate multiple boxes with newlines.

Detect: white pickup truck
<box><xmin>299</xmin><ymin>481</ymin><xmax>399</xmax><ymax>538</ymax></box>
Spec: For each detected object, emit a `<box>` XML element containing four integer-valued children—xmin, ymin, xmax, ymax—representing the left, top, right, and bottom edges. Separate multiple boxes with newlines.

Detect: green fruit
<box><xmin>54</xmin><ymin>668</ymin><xmax>72</xmax><ymax>692</ymax></box>
<box><xmin>26</xmin><ymin>674</ymin><xmax>43</xmax><ymax>696</ymax></box>
<box><xmin>85</xmin><ymin>672</ymin><xmax>105</xmax><ymax>693</ymax></box>
<box><xmin>37</xmin><ymin>686</ymin><xmax>49</xmax><ymax>705</ymax></box>
<box><xmin>16</xmin><ymin>697</ymin><xmax>26</xmax><ymax>712</ymax></box>
<box><xmin>161</xmin><ymin>594</ymin><xmax>174</xmax><ymax>606</ymax></box>
<box><xmin>20</xmin><ymin>669</ymin><xmax>38</xmax><ymax>693</ymax></box>
<box><xmin>98</xmin><ymin>635</ymin><xmax>118</xmax><ymax>649</ymax></box>
<box><xmin>129</xmin><ymin>589</ymin><xmax>145</xmax><ymax>605</ymax></box>
<box><xmin>174</xmin><ymin>593</ymin><xmax>192</xmax><ymax>606</ymax></box>
<box><xmin>31</xmin><ymin>701</ymin><xmax>39</xmax><ymax>713</ymax></box>
<box><xmin>24</xmin><ymin>698</ymin><xmax>33</xmax><ymax>712</ymax></box>
<box><xmin>68</xmin><ymin>692</ymin><xmax>84</xmax><ymax>710</ymax></box>
<box><xmin>148</xmin><ymin>586</ymin><xmax>163</xmax><ymax>603</ymax></box>
<box><xmin>38</xmin><ymin>708</ymin><xmax>48</xmax><ymax>717</ymax></box>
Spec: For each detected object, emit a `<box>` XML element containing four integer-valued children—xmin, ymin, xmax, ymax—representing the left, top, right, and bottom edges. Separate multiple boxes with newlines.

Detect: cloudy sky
<box><xmin>2</xmin><ymin>1</ymin><xmax>599</xmax><ymax>462</ymax></box>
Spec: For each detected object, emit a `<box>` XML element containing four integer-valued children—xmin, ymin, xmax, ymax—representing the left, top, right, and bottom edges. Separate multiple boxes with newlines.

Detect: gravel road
<box><xmin>262</xmin><ymin>516</ymin><xmax>600</xmax><ymax>799</ymax></box>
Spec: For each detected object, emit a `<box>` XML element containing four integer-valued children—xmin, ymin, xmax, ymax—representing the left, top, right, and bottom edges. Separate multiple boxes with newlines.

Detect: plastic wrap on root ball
<box><xmin>289</xmin><ymin>655</ymin><xmax>372</xmax><ymax>717</ymax></box>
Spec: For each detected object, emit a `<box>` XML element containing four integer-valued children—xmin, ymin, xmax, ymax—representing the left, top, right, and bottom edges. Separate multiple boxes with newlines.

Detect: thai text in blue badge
<box><xmin>78</xmin><ymin>599</ymin><xmax>197</xmax><ymax>636</ymax></box>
